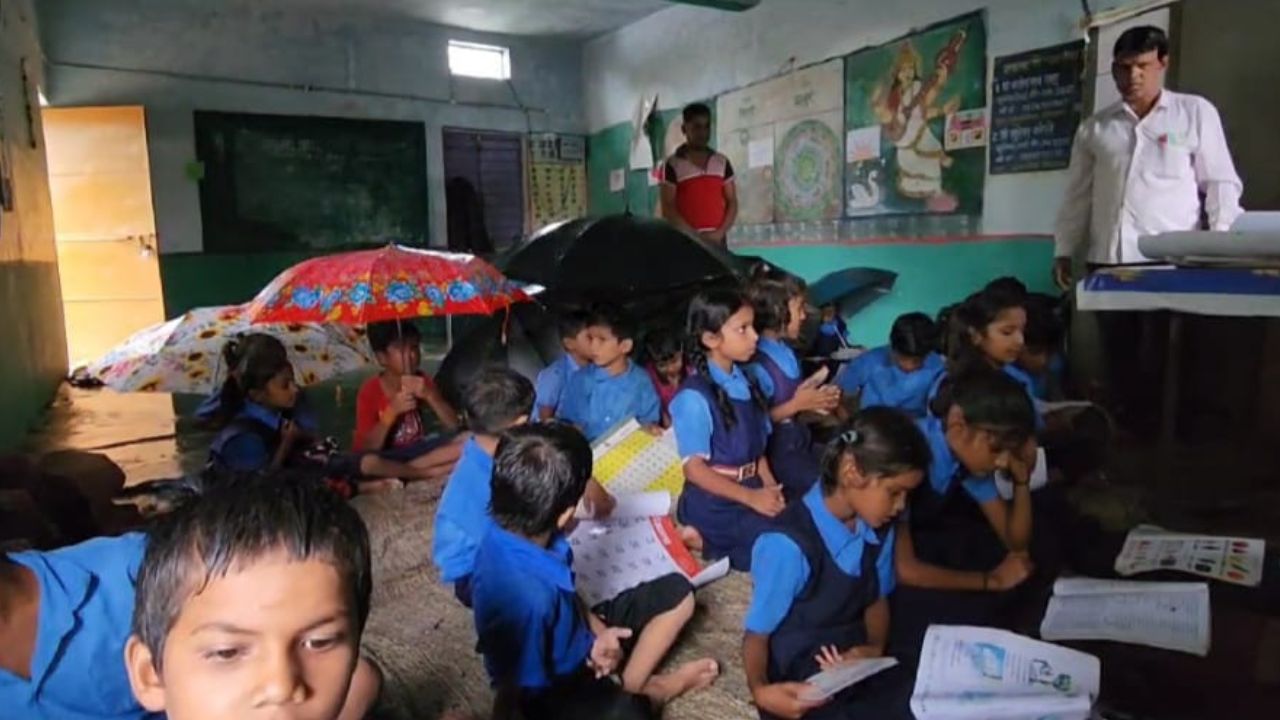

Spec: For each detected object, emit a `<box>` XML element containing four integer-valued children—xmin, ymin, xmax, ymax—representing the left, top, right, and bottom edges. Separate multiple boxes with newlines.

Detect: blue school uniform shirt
<box><xmin>210</xmin><ymin>400</ymin><xmax>292</xmax><ymax>472</ymax></box>
<box><xmin>744</xmin><ymin>484</ymin><xmax>896</xmax><ymax>634</ymax></box>
<box><xmin>750</xmin><ymin>336</ymin><xmax>801</xmax><ymax>400</ymax></box>
<box><xmin>432</xmin><ymin>437</ymin><xmax>495</xmax><ymax>583</ymax></box>
<box><xmin>557</xmin><ymin>361</ymin><xmax>661</xmax><ymax>442</ymax></box>
<box><xmin>670</xmin><ymin>362</ymin><xmax>773</xmax><ymax>460</ymax></box>
<box><xmin>534</xmin><ymin>353</ymin><xmax>582</xmax><ymax>415</ymax></box>
<box><xmin>471</xmin><ymin>526</ymin><xmax>594</xmax><ymax>690</ymax></box>
<box><xmin>1</xmin><ymin>533</ymin><xmax>157</xmax><ymax>720</ymax></box>
<box><xmin>917</xmin><ymin>416</ymin><xmax>998</xmax><ymax>504</ymax></box>
<box><xmin>839</xmin><ymin>346</ymin><xmax>944</xmax><ymax>417</ymax></box>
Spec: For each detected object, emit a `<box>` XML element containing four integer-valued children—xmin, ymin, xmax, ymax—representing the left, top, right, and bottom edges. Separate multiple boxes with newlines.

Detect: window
<box><xmin>448</xmin><ymin>41</ymin><xmax>511</xmax><ymax>81</ymax></box>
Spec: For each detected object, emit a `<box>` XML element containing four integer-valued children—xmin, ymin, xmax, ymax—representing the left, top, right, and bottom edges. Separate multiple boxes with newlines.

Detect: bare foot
<box><xmin>679</xmin><ymin>525</ymin><xmax>704</xmax><ymax>553</ymax></box>
<box><xmin>641</xmin><ymin>658</ymin><xmax>719</xmax><ymax>704</ymax></box>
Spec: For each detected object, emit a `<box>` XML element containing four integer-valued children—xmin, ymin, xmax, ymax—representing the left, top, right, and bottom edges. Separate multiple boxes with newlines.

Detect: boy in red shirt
<box><xmin>355</xmin><ymin>321</ymin><xmax>462</xmax><ymax>479</ymax></box>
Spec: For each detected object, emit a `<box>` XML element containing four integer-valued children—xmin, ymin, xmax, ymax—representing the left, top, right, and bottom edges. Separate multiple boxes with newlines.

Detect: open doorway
<box><xmin>442</xmin><ymin>128</ymin><xmax>525</xmax><ymax>255</ymax></box>
<box><xmin>43</xmin><ymin>106</ymin><xmax>164</xmax><ymax>367</ymax></box>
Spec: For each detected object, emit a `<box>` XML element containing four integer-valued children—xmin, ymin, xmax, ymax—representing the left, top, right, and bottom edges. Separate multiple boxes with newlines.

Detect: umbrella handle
<box><xmin>501</xmin><ymin>306</ymin><xmax>511</xmax><ymax>346</ymax></box>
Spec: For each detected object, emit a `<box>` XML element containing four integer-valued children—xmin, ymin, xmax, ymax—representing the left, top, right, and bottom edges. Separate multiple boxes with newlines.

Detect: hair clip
<box><xmin>840</xmin><ymin>429</ymin><xmax>860</xmax><ymax>445</ymax></box>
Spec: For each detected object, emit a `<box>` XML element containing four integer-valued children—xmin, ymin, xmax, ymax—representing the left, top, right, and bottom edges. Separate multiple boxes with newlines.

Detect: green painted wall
<box><xmin>0</xmin><ymin>261</ymin><xmax>68</xmax><ymax>450</ymax></box>
<box><xmin>747</xmin><ymin>237</ymin><xmax>1055</xmax><ymax>346</ymax></box>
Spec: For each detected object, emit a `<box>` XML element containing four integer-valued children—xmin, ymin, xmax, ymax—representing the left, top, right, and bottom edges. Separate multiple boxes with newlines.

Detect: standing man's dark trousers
<box><xmin>1088</xmin><ymin>264</ymin><xmax>1168</xmax><ymax>439</ymax></box>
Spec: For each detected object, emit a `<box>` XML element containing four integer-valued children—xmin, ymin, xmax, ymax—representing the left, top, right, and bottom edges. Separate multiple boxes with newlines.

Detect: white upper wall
<box><xmin>37</xmin><ymin>0</ymin><xmax>587</xmax><ymax>253</ymax></box>
<box><xmin>584</xmin><ymin>0</ymin><xmax>1129</xmax><ymax>235</ymax></box>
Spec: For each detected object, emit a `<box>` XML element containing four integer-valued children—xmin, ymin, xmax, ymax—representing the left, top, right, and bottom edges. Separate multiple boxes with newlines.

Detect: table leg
<box><xmin>1161</xmin><ymin>313</ymin><xmax>1184</xmax><ymax>448</ymax></box>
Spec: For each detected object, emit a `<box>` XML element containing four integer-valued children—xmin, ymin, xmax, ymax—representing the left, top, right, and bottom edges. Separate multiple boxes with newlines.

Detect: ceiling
<box><xmin>285</xmin><ymin>0</ymin><xmax>674</xmax><ymax>38</ymax></box>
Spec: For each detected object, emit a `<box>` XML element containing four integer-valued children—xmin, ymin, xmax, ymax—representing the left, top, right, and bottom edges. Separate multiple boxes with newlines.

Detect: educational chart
<box><xmin>844</xmin><ymin>13</ymin><xmax>988</xmax><ymax>217</ymax></box>
<box><xmin>911</xmin><ymin>625</ymin><xmax>1099</xmax><ymax>720</ymax></box>
<box><xmin>569</xmin><ymin>516</ymin><xmax>730</xmax><ymax>606</ymax></box>
<box><xmin>716</xmin><ymin>59</ymin><xmax>845</xmax><ymax>224</ymax></box>
<box><xmin>1114</xmin><ymin>525</ymin><xmax>1265</xmax><ymax>587</ymax></box>
<box><xmin>1040</xmin><ymin>577</ymin><xmax>1211</xmax><ymax>656</ymax></box>
<box><xmin>528</xmin><ymin>161</ymin><xmax>586</xmax><ymax>232</ymax></box>
<box><xmin>591</xmin><ymin>419</ymin><xmax>686</xmax><ymax>500</ymax></box>
<box><xmin>990</xmin><ymin>41</ymin><xmax>1086</xmax><ymax>174</ymax></box>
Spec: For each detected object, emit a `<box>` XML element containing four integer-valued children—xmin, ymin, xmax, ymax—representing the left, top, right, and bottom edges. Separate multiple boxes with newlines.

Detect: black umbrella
<box><xmin>498</xmin><ymin>215</ymin><xmax>756</xmax><ymax>302</ymax></box>
<box><xmin>807</xmin><ymin>267</ymin><xmax>898</xmax><ymax>316</ymax></box>
<box><xmin>435</xmin><ymin>301</ymin><xmax>562</xmax><ymax>409</ymax></box>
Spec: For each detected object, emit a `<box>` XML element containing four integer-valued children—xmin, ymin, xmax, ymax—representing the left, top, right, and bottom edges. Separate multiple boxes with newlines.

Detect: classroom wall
<box><xmin>582</xmin><ymin>0</ymin><xmax>1127</xmax><ymax>342</ymax></box>
<box><xmin>0</xmin><ymin>0</ymin><xmax>69</xmax><ymax>449</ymax></box>
<box><xmin>37</xmin><ymin>0</ymin><xmax>586</xmax><ymax>314</ymax></box>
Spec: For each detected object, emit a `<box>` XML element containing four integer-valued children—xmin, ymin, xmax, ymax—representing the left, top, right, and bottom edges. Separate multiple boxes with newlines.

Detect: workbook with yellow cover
<box><xmin>591</xmin><ymin>419</ymin><xmax>685</xmax><ymax>501</ymax></box>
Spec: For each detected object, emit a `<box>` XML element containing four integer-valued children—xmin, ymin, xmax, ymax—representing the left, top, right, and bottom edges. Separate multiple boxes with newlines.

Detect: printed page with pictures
<box><xmin>911</xmin><ymin>625</ymin><xmax>1100</xmax><ymax>720</ymax></box>
<box><xmin>591</xmin><ymin>419</ymin><xmax>686</xmax><ymax>500</ymax></box>
<box><xmin>568</xmin><ymin>515</ymin><xmax>729</xmax><ymax>607</ymax></box>
<box><xmin>1114</xmin><ymin>525</ymin><xmax>1264</xmax><ymax>587</ymax></box>
<box><xmin>1039</xmin><ymin>578</ymin><xmax>1211</xmax><ymax>656</ymax></box>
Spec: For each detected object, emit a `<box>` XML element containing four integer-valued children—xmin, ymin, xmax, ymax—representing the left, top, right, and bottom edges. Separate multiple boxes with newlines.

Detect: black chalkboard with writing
<box><xmin>195</xmin><ymin>111</ymin><xmax>428</xmax><ymax>253</ymax></box>
<box><xmin>990</xmin><ymin>41</ymin><xmax>1086</xmax><ymax>175</ymax></box>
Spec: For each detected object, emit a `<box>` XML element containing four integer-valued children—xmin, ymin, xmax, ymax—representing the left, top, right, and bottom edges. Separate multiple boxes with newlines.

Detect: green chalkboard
<box><xmin>194</xmin><ymin>111</ymin><xmax>428</xmax><ymax>253</ymax></box>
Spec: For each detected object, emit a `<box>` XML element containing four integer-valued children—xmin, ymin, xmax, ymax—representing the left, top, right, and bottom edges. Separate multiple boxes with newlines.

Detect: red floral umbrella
<box><xmin>247</xmin><ymin>245</ymin><xmax>529</xmax><ymax>325</ymax></box>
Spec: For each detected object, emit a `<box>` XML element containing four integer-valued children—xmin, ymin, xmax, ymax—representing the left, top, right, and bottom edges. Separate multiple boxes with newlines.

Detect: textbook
<box><xmin>1039</xmin><ymin>578</ymin><xmax>1211</xmax><ymax>656</ymax></box>
<box><xmin>911</xmin><ymin>625</ymin><xmax>1100</xmax><ymax>720</ymax></box>
<box><xmin>1114</xmin><ymin>525</ymin><xmax>1264</xmax><ymax>587</ymax></box>
<box><xmin>568</xmin><ymin>514</ymin><xmax>729</xmax><ymax>607</ymax></box>
<box><xmin>591</xmin><ymin>419</ymin><xmax>685</xmax><ymax>500</ymax></box>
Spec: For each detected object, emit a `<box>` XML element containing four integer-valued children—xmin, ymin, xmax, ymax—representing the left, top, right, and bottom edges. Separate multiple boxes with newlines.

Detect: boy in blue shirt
<box><xmin>433</xmin><ymin>366</ymin><xmax>536</xmax><ymax>606</ymax></box>
<box><xmin>838</xmin><ymin>312</ymin><xmax>944</xmax><ymax>418</ymax></box>
<box><xmin>558</xmin><ymin>305</ymin><xmax>662</xmax><ymax>442</ymax></box>
<box><xmin>1</xmin><ymin>532</ymin><xmax>156</xmax><ymax>720</ymax></box>
<box><xmin>472</xmin><ymin>424</ymin><xmax>718</xmax><ymax>720</ymax></box>
<box><xmin>123</xmin><ymin>472</ymin><xmax>379</xmax><ymax>720</ymax></box>
<box><xmin>535</xmin><ymin>309</ymin><xmax>592</xmax><ymax>420</ymax></box>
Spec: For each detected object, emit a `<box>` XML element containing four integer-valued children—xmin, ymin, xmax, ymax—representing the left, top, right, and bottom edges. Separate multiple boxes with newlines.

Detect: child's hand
<box><xmin>815</xmin><ymin>645</ymin><xmax>846</xmax><ymax>671</ymax></box>
<box><xmin>642</xmin><ymin>424</ymin><xmax>665</xmax><ymax>437</ymax></box>
<box><xmin>588</xmin><ymin>627</ymin><xmax>632</xmax><ymax>678</ymax></box>
<box><xmin>795</xmin><ymin>384</ymin><xmax>841</xmax><ymax>413</ymax></box>
<box><xmin>747</xmin><ymin>485</ymin><xmax>785</xmax><ymax>518</ymax></box>
<box><xmin>987</xmin><ymin>552</ymin><xmax>1034</xmax><ymax>591</ymax></box>
<box><xmin>382</xmin><ymin>391</ymin><xmax>418</xmax><ymax>424</ymax></box>
<box><xmin>583</xmin><ymin>480</ymin><xmax>616</xmax><ymax>520</ymax></box>
<box><xmin>815</xmin><ymin>643</ymin><xmax>882</xmax><ymax>670</ymax></box>
<box><xmin>280</xmin><ymin>419</ymin><xmax>305</xmax><ymax>447</ymax></box>
<box><xmin>752</xmin><ymin>682</ymin><xmax>828</xmax><ymax>719</ymax></box>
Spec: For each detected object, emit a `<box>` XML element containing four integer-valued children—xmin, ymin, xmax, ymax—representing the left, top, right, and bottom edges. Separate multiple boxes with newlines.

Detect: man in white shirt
<box><xmin>1053</xmin><ymin>25</ymin><xmax>1243</xmax><ymax>282</ymax></box>
<box><xmin>1052</xmin><ymin>26</ymin><xmax>1243</xmax><ymax>432</ymax></box>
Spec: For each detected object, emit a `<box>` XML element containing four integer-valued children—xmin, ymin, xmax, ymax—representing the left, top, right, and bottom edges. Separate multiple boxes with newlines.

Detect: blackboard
<box><xmin>195</xmin><ymin>111</ymin><xmax>428</xmax><ymax>253</ymax></box>
<box><xmin>990</xmin><ymin>41</ymin><xmax>1086</xmax><ymax>174</ymax></box>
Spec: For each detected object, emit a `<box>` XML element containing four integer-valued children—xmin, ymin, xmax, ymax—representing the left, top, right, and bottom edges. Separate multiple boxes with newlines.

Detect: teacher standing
<box><xmin>660</xmin><ymin>103</ymin><xmax>739</xmax><ymax>246</ymax></box>
<box><xmin>1052</xmin><ymin>26</ymin><xmax>1243</xmax><ymax>428</ymax></box>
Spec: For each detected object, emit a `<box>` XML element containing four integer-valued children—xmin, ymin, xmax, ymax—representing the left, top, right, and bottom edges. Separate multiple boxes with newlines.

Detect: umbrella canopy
<box><xmin>498</xmin><ymin>215</ymin><xmax>754</xmax><ymax>302</ymax></box>
<box><xmin>434</xmin><ymin>302</ymin><xmax>561</xmax><ymax>408</ymax></box>
<box><xmin>86</xmin><ymin>305</ymin><xmax>372</xmax><ymax>395</ymax></box>
<box><xmin>247</xmin><ymin>245</ymin><xmax>528</xmax><ymax>325</ymax></box>
<box><xmin>807</xmin><ymin>267</ymin><xmax>898</xmax><ymax>316</ymax></box>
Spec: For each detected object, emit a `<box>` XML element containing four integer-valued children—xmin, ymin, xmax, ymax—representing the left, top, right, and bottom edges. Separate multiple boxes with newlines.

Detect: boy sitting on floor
<box><xmin>1</xmin><ymin>532</ymin><xmax>156</xmax><ymax>719</ymax></box>
<box><xmin>124</xmin><ymin>472</ymin><xmax>380</xmax><ymax>720</ymax></box>
<box><xmin>355</xmin><ymin>320</ymin><xmax>462</xmax><ymax>478</ymax></box>
<box><xmin>472</xmin><ymin>423</ymin><xmax>719</xmax><ymax>720</ymax></box>
<box><xmin>535</xmin><ymin>309</ymin><xmax>592</xmax><ymax>421</ymax></box>
<box><xmin>558</xmin><ymin>304</ymin><xmax>661</xmax><ymax>442</ymax></box>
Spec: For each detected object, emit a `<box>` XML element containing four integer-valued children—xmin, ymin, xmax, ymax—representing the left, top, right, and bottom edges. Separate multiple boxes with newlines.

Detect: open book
<box><xmin>1114</xmin><ymin>525</ymin><xmax>1264</xmax><ymax>587</ymax></box>
<box><xmin>799</xmin><ymin>657</ymin><xmax>899</xmax><ymax>702</ymax></box>
<box><xmin>911</xmin><ymin>626</ymin><xmax>1100</xmax><ymax>720</ymax></box>
<box><xmin>1039</xmin><ymin>578</ymin><xmax>1211</xmax><ymax>656</ymax></box>
<box><xmin>591</xmin><ymin>419</ymin><xmax>685</xmax><ymax>500</ymax></box>
<box><xmin>568</xmin><ymin>513</ymin><xmax>730</xmax><ymax>607</ymax></box>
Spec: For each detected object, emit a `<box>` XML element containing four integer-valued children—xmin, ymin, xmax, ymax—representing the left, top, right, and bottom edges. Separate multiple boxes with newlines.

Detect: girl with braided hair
<box><xmin>670</xmin><ymin>289</ymin><xmax>782</xmax><ymax>571</ymax></box>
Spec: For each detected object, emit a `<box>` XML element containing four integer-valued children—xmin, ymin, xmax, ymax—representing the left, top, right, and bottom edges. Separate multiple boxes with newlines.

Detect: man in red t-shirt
<box><xmin>660</xmin><ymin>102</ymin><xmax>738</xmax><ymax>246</ymax></box>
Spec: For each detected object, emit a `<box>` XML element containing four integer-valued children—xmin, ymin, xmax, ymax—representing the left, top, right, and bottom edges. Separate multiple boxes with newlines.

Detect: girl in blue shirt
<box><xmin>747</xmin><ymin>278</ymin><xmax>840</xmax><ymax>501</ymax></box>
<box><xmin>838</xmin><ymin>312</ymin><xmax>944</xmax><ymax>418</ymax></box>
<box><xmin>744</xmin><ymin>408</ymin><xmax>928</xmax><ymax>720</ymax></box>
<box><xmin>671</xmin><ymin>289</ymin><xmax>784</xmax><ymax>571</ymax></box>
<box><xmin>890</xmin><ymin>370</ymin><xmax>1039</xmax><ymax>658</ymax></box>
<box><xmin>207</xmin><ymin>336</ymin><xmax>416</xmax><ymax>488</ymax></box>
